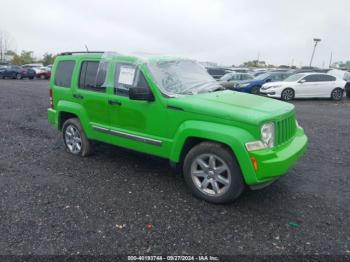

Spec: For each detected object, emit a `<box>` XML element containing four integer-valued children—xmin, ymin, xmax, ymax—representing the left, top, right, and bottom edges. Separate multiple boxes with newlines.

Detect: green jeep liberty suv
<box><xmin>48</xmin><ymin>52</ymin><xmax>307</xmax><ymax>203</ymax></box>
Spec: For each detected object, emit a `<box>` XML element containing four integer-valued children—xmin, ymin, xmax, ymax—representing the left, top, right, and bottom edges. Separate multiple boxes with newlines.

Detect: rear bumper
<box><xmin>48</xmin><ymin>108</ymin><xmax>58</xmax><ymax>129</ymax></box>
<box><xmin>246</xmin><ymin>127</ymin><xmax>307</xmax><ymax>185</ymax></box>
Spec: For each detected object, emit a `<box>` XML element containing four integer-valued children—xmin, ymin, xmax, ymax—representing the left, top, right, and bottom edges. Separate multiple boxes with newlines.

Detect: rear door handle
<box><xmin>73</xmin><ymin>94</ymin><xmax>84</xmax><ymax>99</ymax></box>
<box><xmin>108</xmin><ymin>100</ymin><xmax>122</xmax><ymax>106</ymax></box>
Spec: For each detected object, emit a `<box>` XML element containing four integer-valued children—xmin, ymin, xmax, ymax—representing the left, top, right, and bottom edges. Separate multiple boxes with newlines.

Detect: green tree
<box><xmin>11</xmin><ymin>51</ymin><xmax>34</xmax><ymax>65</ymax></box>
<box><xmin>41</xmin><ymin>52</ymin><xmax>56</xmax><ymax>66</ymax></box>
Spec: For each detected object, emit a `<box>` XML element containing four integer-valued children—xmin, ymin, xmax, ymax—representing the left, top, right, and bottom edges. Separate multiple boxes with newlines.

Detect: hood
<box><xmin>238</xmin><ymin>79</ymin><xmax>264</xmax><ymax>86</ymax></box>
<box><xmin>168</xmin><ymin>90</ymin><xmax>294</xmax><ymax>125</ymax></box>
<box><xmin>261</xmin><ymin>81</ymin><xmax>286</xmax><ymax>88</ymax></box>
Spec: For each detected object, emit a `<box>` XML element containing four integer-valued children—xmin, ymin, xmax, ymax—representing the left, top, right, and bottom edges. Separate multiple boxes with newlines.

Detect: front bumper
<box><xmin>246</xmin><ymin>127</ymin><xmax>307</xmax><ymax>185</ymax></box>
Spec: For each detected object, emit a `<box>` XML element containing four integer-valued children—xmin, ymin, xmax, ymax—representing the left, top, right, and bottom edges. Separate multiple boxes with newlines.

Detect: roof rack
<box><xmin>58</xmin><ymin>51</ymin><xmax>105</xmax><ymax>56</ymax></box>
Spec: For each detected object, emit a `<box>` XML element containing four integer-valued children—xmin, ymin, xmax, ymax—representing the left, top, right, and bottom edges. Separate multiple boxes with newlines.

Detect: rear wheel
<box><xmin>183</xmin><ymin>142</ymin><xmax>245</xmax><ymax>203</ymax></box>
<box><xmin>331</xmin><ymin>88</ymin><xmax>343</xmax><ymax>101</ymax></box>
<box><xmin>281</xmin><ymin>88</ymin><xmax>294</xmax><ymax>101</ymax></box>
<box><xmin>62</xmin><ymin>118</ymin><xmax>92</xmax><ymax>157</ymax></box>
<box><xmin>16</xmin><ymin>73</ymin><xmax>22</xmax><ymax>80</ymax></box>
<box><xmin>40</xmin><ymin>74</ymin><xmax>46</xmax><ymax>80</ymax></box>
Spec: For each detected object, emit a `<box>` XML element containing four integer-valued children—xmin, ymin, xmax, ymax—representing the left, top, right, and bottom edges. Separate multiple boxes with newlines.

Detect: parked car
<box><xmin>219</xmin><ymin>72</ymin><xmax>254</xmax><ymax>89</ymax></box>
<box><xmin>260</xmin><ymin>73</ymin><xmax>345</xmax><ymax>101</ymax></box>
<box><xmin>234</xmin><ymin>72</ymin><xmax>291</xmax><ymax>94</ymax></box>
<box><xmin>48</xmin><ymin>51</ymin><xmax>307</xmax><ymax>204</ymax></box>
<box><xmin>345</xmin><ymin>82</ymin><xmax>350</xmax><ymax>98</ymax></box>
<box><xmin>36</xmin><ymin>67</ymin><xmax>51</xmax><ymax>79</ymax></box>
<box><xmin>206</xmin><ymin>67</ymin><xmax>231</xmax><ymax>79</ymax></box>
<box><xmin>0</xmin><ymin>65</ymin><xmax>35</xmax><ymax>79</ymax></box>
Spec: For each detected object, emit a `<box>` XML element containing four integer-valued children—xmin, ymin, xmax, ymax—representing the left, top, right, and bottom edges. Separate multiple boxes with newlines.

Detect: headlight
<box><xmin>263</xmin><ymin>85</ymin><xmax>281</xmax><ymax>90</ymax></box>
<box><xmin>261</xmin><ymin>122</ymin><xmax>275</xmax><ymax>148</ymax></box>
<box><xmin>245</xmin><ymin>122</ymin><xmax>275</xmax><ymax>152</ymax></box>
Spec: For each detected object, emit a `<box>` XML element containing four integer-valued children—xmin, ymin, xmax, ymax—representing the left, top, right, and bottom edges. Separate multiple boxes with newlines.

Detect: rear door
<box><xmin>73</xmin><ymin>60</ymin><xmax>110</xmax><ymax>127</ymax></box>
<box><xmin>317</xmin><ymin>74</ymin><xmax>336</xmax><ymax>97</ymax></box>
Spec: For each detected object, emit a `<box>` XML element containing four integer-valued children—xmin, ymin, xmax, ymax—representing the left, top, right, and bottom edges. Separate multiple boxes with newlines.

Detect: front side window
<box><xmin>114</xmin><ymin>64</ymin><xmax>151</xmax><ymax>96</ymax></box>
<box><xmin>304</xmin><ymin>75</ymin><xmax>320</xmax><ymax>82</ymax></box>
<box><xmin>79</xmin><ymin>61</ymin><xmax>107</xmax><ymax>92</ymax></box>
<box><xmin>284</xmin><ymin>73</ymin><xmax>306</xmax><ymax>82</ymax></box>
<box><xmin>55</xmin><ymin>61</ymin><xmax>75</xmax><ymax>88</ymax></box>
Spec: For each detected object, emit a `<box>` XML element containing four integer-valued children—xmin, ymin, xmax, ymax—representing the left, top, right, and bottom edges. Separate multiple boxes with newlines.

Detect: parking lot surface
<box><xmin>0</xmin><ymin>79</ymin><xmax>349</xmax><ymax>255</ymax></box>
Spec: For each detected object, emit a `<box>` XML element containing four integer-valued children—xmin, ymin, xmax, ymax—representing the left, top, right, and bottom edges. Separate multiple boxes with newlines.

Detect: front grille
<box><xmin>276</xmin><ymin>115</ymin><xmax>296</xmax><ymax>146</ymax></box>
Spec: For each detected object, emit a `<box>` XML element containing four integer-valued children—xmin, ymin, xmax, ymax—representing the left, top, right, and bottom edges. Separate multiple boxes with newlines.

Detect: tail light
<box><xmin>49</xmin><ymin>89</ymin><xmax>54</xmax><ymax>109</ymax></box>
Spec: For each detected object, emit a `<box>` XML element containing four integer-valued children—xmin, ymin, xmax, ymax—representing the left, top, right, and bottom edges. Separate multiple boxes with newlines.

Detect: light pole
<box><xmin>309</xmin><ymin>38</ymin><xmax>321</xmax><ymax>67</ymax></box>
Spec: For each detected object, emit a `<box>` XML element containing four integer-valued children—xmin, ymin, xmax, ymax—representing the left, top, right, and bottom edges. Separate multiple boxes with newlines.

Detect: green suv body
<box><xmin>48</xmin><ymin>52</ymin><xmax>307</xmax><ymax>203</ymax></box>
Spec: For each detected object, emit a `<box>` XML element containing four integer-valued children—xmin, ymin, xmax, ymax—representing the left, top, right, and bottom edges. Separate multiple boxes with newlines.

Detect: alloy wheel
<box><xmin>332</xmin><ymin>89</ymin><xmax>343</xmax><ymax>100</ymax></box>
<box><xmin>282</xmin><ymin>89</ymin><xmax>294</xmax><ymax>101</ymax></box>
<box><xmin>190</xmin><ymin>153</ymin><xmax>231</xmax><ymax>197</ymax></box>
<box><xmin>64</xmin><ymin>125</ymin><xmax>82</xmax><ymax>154</ymax></box>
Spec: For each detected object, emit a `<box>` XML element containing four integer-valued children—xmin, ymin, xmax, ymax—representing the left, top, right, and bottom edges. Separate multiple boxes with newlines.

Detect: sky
<box><xmin>0</xmin><ymin>0</ymin><xmax>349</xmax><ymax>67</ymax></box>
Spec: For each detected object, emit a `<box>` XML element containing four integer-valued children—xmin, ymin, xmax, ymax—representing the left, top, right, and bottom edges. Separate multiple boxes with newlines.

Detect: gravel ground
<box><xmin>0</xmin><ymin>79</ymin><xmax>349</xmax><ymax>256</ymax></box>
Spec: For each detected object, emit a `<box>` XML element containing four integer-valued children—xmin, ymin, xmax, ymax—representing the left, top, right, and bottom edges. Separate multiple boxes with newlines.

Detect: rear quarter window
<box><xmin>54</xmin><ymin>61</ymin><xmax>75</xmax><ymax>87</ymax></box>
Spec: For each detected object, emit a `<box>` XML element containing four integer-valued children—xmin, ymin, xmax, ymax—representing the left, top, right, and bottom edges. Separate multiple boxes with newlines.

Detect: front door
<box><xmin>108</xmin><ymin>63</ymin><xmax>167</xmax><ymax>154</ymax></box>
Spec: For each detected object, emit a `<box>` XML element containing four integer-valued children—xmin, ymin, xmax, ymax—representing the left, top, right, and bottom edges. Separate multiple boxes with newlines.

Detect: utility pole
<box><xmin>309</xmin><ymin>38</ymin><xmax>321</xmax><ymax>67</ymax></box>
<box><xmin>329</xmin><ymin>52</ymin><xmax>333</xmax><ymax>68</ymax></box>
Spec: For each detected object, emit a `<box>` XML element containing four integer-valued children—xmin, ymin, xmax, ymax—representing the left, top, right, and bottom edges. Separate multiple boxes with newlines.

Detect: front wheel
<box><xmin>281</xmin><ymin>88</ymin><xmax>295</xmax><ymax>101</ymax></box>
<box><xmin>251</xmin><ymin>86</ymin><xmax>260</xmax><ymax>95</ymax></box>
<box><xmin>331</xmin><ymin>88</ymin><xmax>343</xmax><ymax>101</ymax></box>
<box><xmin>62</xmin><ymin>118</ymin><xmax>92</xmax><ymax>157</ymax></box>
<box><xmin>16</xmin><ymin>73</ymin><xmax>22</xmax><ymax>80</ymax></box>
<box><xmin>183</xmin><ymin>142</ymin><xmax>244</xmax><ymax>204</ymax></box>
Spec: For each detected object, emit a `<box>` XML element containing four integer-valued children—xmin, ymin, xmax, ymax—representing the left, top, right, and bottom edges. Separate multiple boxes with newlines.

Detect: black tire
<box><xmin>331</xmin><ymin>88</ymin><xmax>343</xmax><ymax>101</ymax></box>
<box><xmin>16</xmin><ymin>73</ymin><xmax>22</xmax><ymax>80</ymax></box>
<box><xmin>251</xmin><ymin>86</ymin><xmax>260</xmax><ymax>95</ymax></box>
<box><xmin>281</xmin><ymin>88</ymin><xmax>295</xmax><ymax>101</ymax></box>
<box><xmin>183</xmin><ymin>142</ymin><xmax>245</xmax><ymax>204</ymax></box>
<box><xmin>29</xmin><ymin>76</ymin><xmax>34</xmax><ymax>80</ymax></box>
<box><xmin>346</xmin><ymin>90</ymin><xmax>350</xmax><ymax>98</ymax></box>
<box><xmin>62</xmin><ymin>118</ymin><xmax>92</xmax><ymax>157</ymax></box>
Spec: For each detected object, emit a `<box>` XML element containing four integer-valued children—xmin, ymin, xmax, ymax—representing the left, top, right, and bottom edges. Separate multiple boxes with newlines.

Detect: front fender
<box><xmin>169</xmin><ymin>120</ymin><xmax>258</xmax><ymax>184</ymax></box>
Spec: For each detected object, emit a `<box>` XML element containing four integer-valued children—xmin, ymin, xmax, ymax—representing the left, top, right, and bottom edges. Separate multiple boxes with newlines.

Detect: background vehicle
<box><xmin>36</xmin><ymin>67</ymin><xmax>51</xmax><ymax>79</ymax></box>
<box><xmin>0</xmin><ymin>65</ymin><xmax>35</xmax><ymax>79</ymax></box>
<box><xmin>234</xmin><ymin>72</ymin><xmax>291</xmax><ymax>94</ymax></box>
<box><xmin>206</xmin><ymin>67</ymin><xmax>231</xmax><ymax>79</ymax></box>
<box><xmin>48</xmin><ymin>52</ymin><xmax>307</xmax><ymax>204</ymax></box>
<box><xmin>219</xmin><ymin>72</ymin><xmax>254</xmax><ymax>89</ymax></box>
<box><xmin>260</xmin><ymin>73</ymin><xmax>345</xmax><ymax>101</ymax></box>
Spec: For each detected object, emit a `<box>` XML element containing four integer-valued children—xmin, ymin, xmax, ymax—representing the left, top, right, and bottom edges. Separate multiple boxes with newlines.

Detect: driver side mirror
<box><xmin>129</xmin><ymin>87</ymin><xmax>155</xmax><ymax>101</ymax></box>
<box><xmin>299</xmin><ymin>79</ymin><xmax>306</xmax><ymax>83</ymax></box>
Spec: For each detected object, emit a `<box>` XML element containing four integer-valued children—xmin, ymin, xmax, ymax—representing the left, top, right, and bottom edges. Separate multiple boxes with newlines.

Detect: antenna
<box><xmin>85</xmin><ymin>44</ymin><xmax>89</xmax><ymax>52</ymax></box>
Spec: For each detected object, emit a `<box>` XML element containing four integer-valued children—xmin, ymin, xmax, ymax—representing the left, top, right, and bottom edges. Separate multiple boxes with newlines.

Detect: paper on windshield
<box><xmin>118</xmin><ymin>66</ymin><xmax>136</xmax><ymax>85</ymax></box>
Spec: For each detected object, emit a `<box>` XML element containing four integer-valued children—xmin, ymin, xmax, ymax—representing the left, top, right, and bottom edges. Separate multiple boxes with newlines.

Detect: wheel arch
<box><xmin>169</xmin><ymin>121</ymin><xmax>257</xmax><ymax>185</ymax></box>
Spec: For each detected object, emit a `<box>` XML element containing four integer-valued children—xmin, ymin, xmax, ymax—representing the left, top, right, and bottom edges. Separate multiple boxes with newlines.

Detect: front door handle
<box><xmin>73</xmin><ymin>94</ymin><xmax>84</xmax><ymax>99</ymax></box>
<box><xmin>108</xmin><ymin>100</ymin><xmax>122</xmax><ymax>106</ymax></box>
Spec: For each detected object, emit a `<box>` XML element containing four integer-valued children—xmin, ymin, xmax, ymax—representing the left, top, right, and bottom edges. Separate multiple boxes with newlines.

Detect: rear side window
<box><xmin>79</xmin><ymin>61</ymin><xmax>108</xmax><ymax>92</ymax></box>
<box><xmin>319</xmin><ymin>75</ymin><xmax>336</xmax><ymax>81</ymax></box>
<box><xmin>54</xmin><ymin>61</ymin><xmax>75</xmax><ymax>87</ymax></box>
